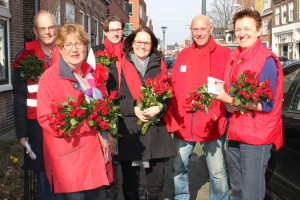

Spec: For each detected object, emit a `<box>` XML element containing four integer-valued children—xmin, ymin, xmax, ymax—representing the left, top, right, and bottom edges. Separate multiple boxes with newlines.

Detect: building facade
<box><xmin>261</xmin><ymin>0</ymin><xmax>273</xmax><ymax>49</ymax></box>
<box><xmin>272</xmin><ymin>0</ymin><xmax>300</xmax><ymax>59</ymax></box>
<box><xmin>0</xmin><ymin>0</ymin><xmax>110</xmax><ymax>133</ymax></box>
<box><xmin>129</xmin><ymin>0</ymin><xmax>147</xmax><ymax>30</ymax></box>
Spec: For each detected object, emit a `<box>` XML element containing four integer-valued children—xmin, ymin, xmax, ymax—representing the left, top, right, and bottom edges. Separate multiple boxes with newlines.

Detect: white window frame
<box><xmin>65</xmin><ymin>2</ymin><xmax>75</xmax><ymax>23</ymax></box>
<box><xmin>281</xmin><ymin>4</ymin><xmax>287</xmax><ymax>24</ymax></box>
<box><xmin>264</xmin><ymin>0</ymin><xmax>271</xmax><ymax>10</ymax></box>
<box><xmin>0</xmin><ymin>15</ymin><xmax>12</xmax><ymax>91</ymax></box>
<box><xmin>79</xmin><ymin>10</ymin><xmax>85</xmax><ymax>28</ymax></box>
<box><xmin>262</xmin><ymin>19</ymin><xmax>268</xmax><ymax>35</ymax></box>
<box><xmin>139</xmin><ymin>5</ymin><xmax>143</xmax><ymax>19</ymax></box>
<box><xmin>87</xmin><ymin>14</ymin><xmax>91</xmax><ymax>50</ymax></box>
<box><xmin>275</xmin><ymin>7</ymin><xmax>280</xmax><ymax>25</ymax></box>
<box><xmin>93</xmin><ymin>17</ymin><xmax>99</xmax><ymax>45</ymax></box>
<box><xmin>288</xmin><ymin>2</ymin><xmax>293</xmax><ymax>22</ymax></box>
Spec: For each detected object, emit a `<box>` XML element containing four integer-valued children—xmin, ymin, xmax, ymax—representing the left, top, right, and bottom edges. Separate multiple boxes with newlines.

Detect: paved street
<box><xmin>99</xmin><ymin>143</ymin><xmax>210</xmax><ymax>200</ymax></box>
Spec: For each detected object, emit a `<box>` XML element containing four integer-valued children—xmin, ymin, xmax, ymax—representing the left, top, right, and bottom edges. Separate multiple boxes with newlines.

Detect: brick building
<box><xmin>0</xmin><ymin>0</ymin><xmax>110</xmax><ymax>133</ymax></box>
<box><xmin>272</xmin><ymin>0</ymin><xmax>300</xmax><ymax>59</ymax></box>
<box><xmin>107</xmin><ymin>0</ymin><xmax>130</xmax><ymax>24</ymax></box>
<box><xmin>261</xmin><ymin>0</ymin><xmax>273</xmax><ymax>49</ymax></box>
<box><xmin>129</xmin><ymin>0</ymin><xmax>147</xmax><ymax>30</ymax></box>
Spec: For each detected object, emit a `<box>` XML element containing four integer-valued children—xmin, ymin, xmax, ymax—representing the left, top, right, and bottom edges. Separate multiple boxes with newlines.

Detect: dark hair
<box><xmin>102</xmin><ymin>15</ymin><xmax>125</xmax><ymax>32</ymax></box>
<box><xmin>232</xmin><ymin>9</ymin><xmax>262</xmax><ymax>30</ymax></box>
<box><xmin>123</xmin><ymin>26</ymin><xmax>159</xmax><ymax>55</ymax></box>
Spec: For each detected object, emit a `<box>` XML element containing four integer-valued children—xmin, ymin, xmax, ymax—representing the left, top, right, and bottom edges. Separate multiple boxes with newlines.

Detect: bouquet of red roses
<box><xmin>230</xmin><ymin>70</ymin><xmax>274</xmax><ymax>117</ymax></box>
<box><xmin>94</xmin><ymin>50</ymin><xmax>116</xmax><ymax>88</ymax></box>
<box><xmin>13</xmin><ymin>50</ymin><xmax>45</xmax><ymax>83</ymax></box>
<box><xmin>185</xmin><ymin>84</ymin><xmax>213</xmax><ymax>114</ymax></box>
<box><xmin>87</xmin><ymin>91</ymin><xmax>121</xmax><ymax>139</ymax></box>
<box><xmin>48</xmin><ymin>92</ymin><xmax>89</xmax><ymax>137</ymax></box>
<box><xmin>137</xmin><ymin>74</ymin><xmax>174</xmax><ymax>135</ymax></box>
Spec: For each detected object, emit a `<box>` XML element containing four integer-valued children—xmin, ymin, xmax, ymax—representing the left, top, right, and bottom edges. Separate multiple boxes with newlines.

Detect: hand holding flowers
<box><xmin>229</xmin><ymin>70</ymin><xmax>274</xmax><ymax>117</ymax></box>
<box><xmin>136</xmin><ymin>74</ymin><xmax>174</xmax><ymax>135</ymax></box>
<box><xmin>185</xmin><ymin>84</ymin><xmax>213</xmax><ymax>114</ymax></box>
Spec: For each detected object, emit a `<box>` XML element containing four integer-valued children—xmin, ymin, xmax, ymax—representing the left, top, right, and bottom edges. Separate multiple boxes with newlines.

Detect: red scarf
<box><xmin>104</xmin><ymin>37</ymin><xmax>124</xmax><ymax>61</ymax></box>
<box><xmin>120</xmin><ymin>55</ymin><xmax>179</xmax><ymax>133</ymax></box>
<box><xmin>184</xmin><ymin>36</ymin><xmax>216</xmax><ymax>97</ymax></box>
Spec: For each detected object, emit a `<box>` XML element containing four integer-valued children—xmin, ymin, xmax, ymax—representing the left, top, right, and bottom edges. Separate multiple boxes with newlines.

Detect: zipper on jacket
<box><xmin>190</xmin><ymin>112</ymin><xmax>194</xmax><ymax>142</ymax></box>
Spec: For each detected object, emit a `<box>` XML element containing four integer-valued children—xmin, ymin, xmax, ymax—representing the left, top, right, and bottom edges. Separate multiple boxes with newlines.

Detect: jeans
<box><xmin>36</xmin><ymin>170</ymin><xmax>55</xmax><ymax>200</ymax></box>
<box><xmin>172</xmin><ymin>137</ymin><xmax>229</xmax><ymax>200</ymax></box>
<box><xmin>55</xmin><ymin>187</ymin><xmax>100</xmax><ymax>200</ymax></box>
<box><xmin>226</xmin><ymin>140</ymin><xmax>272</xmax><ymax>200</ymax></box>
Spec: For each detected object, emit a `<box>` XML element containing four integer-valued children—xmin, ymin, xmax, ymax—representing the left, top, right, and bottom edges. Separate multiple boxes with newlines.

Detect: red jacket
<box><xmin>169</xmin><ymin>39</ymin><xmax>231</xmax><ymax>142</ymax></box>
<box><xmin>26</xmin><ymin>40</ymin><xmax>60</xmax><ymax>119</ymax></box>
<box><xmin>37</xmin><ymin>58</ymin><xmax>109</xmax><ymax>193</ymax></box>
<box><xmin>223</xmin><ymin>39</ymin><xmax>283</xmax><ymax>150</ymax></box>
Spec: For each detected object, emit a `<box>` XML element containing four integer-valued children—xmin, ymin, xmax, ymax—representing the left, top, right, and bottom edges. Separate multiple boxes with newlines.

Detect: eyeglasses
<box><xmin>134</xmin><ymin>41</ymin><xmax>152</xmax><ymax>47</ymax></box>
<box><xmin>63</xmin><ymin>43</ymin><xmax>85</xmax><ymax>50</ymax></box>
<box><xmin>108</xmin><ymin>28</ymin><xmax>123</xmax><ymax>34</ymax></box>
<box><xmin>191</xmin><ymin>26</ymin><xmax>210</xmax><ymax>33</ymax></box>
<box><xmin>36</xmin><ymin>25</ymin><xmax>57</xmax><ymax>33</ymax></box>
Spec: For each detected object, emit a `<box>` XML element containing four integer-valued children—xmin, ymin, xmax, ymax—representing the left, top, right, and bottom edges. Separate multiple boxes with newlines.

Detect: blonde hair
<box><xmin>56</xmin><ymin>23</ymin><xmax>89</xmax><ymax>47</ymax></box>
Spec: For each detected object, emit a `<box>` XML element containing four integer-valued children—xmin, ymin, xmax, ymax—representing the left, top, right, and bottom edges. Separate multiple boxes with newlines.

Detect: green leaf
<box><xmin>68</xmin><ymin>96</ymin><xmax>75</xmax><ymax>102</ymax></box>
<box><xmin>89</xmin><ymin>120</ymin><xmax>95</xmax><ymax>126</ymax></box>
<box><xmin>70</xmin><ymin>118</ymin><xmax>77</xmax><ymax>125</ymax></box>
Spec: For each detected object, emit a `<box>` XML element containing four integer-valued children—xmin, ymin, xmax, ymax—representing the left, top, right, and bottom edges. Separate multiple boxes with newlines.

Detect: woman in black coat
<box><xmin>107</xmin><ymin>26</ymin><xmax>177</xmax><ymax>200</ymax></box>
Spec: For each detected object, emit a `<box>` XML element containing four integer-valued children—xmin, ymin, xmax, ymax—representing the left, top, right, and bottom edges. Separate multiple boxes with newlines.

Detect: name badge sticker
<box><xmin>180</xmin><ymin>65</ymin><xmax>186</xmax><ymax>72</ymax></box>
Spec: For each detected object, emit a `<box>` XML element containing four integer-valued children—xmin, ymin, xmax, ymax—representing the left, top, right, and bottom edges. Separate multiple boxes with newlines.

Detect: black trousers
<box><xmin>120</xmin><ymin>158</ymin><xmax>165</xmax><ymax>195</ymax></box>
<box><xmin>55</xmin><ymin>187</ymin><xmax>100</xmax><ymax>200</ymax></box>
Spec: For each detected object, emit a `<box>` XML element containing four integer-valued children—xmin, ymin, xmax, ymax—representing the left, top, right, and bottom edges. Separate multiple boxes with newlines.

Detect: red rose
<box><xmin>60</xmin><ymin>121</ymin><xmax>66</xmax><ymax>127</ymax></box>
<box><xmin>57</xmin><ymin>104</ymin><xmax>64</xmax><ymax>111</ymax></box>
<box><xmin>239</xmin><ymin>82</ymin><xmax>244</xmax><ymax>87</ymax></box>
<box><xmin>13</xmin><ymin>62</ymin><xmax>19</xmax><ymax>70</ymax></box>
<box><xmin>99</xmin><ymin>121</ymin><xmax>109</xmax><ymax>130</ymax></box>
<box><xmin>236</xmin><ymin>85</ymin><xmax>240</xmax><ymax>89</ymax></box>
<box><xmin>76</xmin><ymin>109</ymin><xmax>85</xmax><ymax>118</ymax></box>
<box><xmin>96</xmin><ymin>116</ymin><xmax>102</xmax><ymax>122</ymax></box>
<box><xmin>69</xmin><ymin>110</ymin><xmax>76</xmax><ymax>118</ymax></box>
<box><xmin>110</xmin><ymin>91</ymin><xmax>117</xmax><ymax>99</ymax></box>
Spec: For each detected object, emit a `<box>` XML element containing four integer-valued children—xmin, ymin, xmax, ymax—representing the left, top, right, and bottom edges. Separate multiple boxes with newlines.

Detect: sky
<box><xmin>144</xmin><ymin>0</ymin><xmax>212</xmax><ymax>46</ymax></box>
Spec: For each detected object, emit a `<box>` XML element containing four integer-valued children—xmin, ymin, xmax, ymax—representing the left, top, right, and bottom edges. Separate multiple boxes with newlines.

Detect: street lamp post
<box><xmin>161</xmin><ymin>26</ymin><xmax>167</xmax><ymax>58</ymax></box>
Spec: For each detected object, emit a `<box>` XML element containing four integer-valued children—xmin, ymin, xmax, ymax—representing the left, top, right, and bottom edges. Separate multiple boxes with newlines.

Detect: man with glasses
<box><xmin>12</xmin><ymin>10</ymin><xmax>59</xmax><ymax>200</ymax></box>
<box><xmin>169</xmin><ymin>15</ymin><xmax>231</xmax><ymax>200</ymax></box>
<box><xmin>87</xmin><ymin>15</ymin><xmax>125</xmax><ymax>68</ymax></box>
<box><xmin>87</xmin><ymin>15</ymin><xmax>124</xmax><ymax>200</ymax></box>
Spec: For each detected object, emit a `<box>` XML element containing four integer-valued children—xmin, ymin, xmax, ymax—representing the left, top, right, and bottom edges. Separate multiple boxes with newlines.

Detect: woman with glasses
<box><xmin>37</xmin><ymin>23</ymin><xmax>109</xmax><ymax>200</ymax></box>
<box><xmin>106</xmin><ymin>26</ymin><xmax>177</xmax><ymax>200</ymax></box>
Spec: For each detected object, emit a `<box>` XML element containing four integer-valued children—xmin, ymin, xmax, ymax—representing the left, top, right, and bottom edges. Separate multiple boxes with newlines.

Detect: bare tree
<box><xmin>207</xmin><ymin>0</ymin><xmax>236</xmax><ymax>40</ymax></box>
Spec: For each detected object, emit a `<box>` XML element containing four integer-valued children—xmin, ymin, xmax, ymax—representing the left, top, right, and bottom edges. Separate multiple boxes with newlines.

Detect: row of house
<box><xmin>225</xmin><ymin>0</ymin><xmax>300</xmax><ymax>60</ymax></box>
<box><xmin>0</xmin><ymin>0</ymin><xmax>152</xmax><ymax>133</ymax></box>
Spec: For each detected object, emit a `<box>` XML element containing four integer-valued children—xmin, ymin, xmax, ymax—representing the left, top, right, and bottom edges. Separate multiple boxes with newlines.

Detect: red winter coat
<box><xmin>37</xmin><ymin>57</ymin><xmax>109</xmax><ymax>193</ymax></box>
<box><xmin>223</xmin><ymin>39</ymin><xmax>283</xmax><ymax>150</ymax></box>
<box><xmin>169</xmin><ymin>39</ymin><xmax>231</xmax><ymax>142</ymax></box>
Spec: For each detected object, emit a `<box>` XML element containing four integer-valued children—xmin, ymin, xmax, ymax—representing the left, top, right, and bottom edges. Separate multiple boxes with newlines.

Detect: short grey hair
<box><xmin>33</xmin><ymin>10</ymin><xmax>57</xmax><ymax>28</ymax></box>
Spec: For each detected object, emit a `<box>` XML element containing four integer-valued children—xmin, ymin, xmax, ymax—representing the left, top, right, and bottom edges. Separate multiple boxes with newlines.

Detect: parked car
<box><xmin>282</xmin><ymin>59</ymin><xmax>300</xmax><ymax>68</ymax></box>
<box><xmin>165</xmin><ymin>57</ymin><xmax>176</xmax><ymax>69</ymax></box>
<box><xmin>278</xmin><ymin>56</ymin><xmax>288</xmax><ymax>66</ymax></box>
<box><xmin>265</xmin><ymin>60</ymin><xmax>300</xmax><ymax>199</ymax></box>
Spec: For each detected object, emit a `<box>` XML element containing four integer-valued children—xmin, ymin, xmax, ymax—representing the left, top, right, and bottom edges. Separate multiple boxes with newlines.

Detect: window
<box><xmin>79</xmin><ymin>11</ymin><xmax>85</xmax><ymax>28</ymax></box>
<box><xmin>263</xmin><ymin>19</ymin><xmax>268</xmax><ymax>35</ymax></box>
<box><xmin>49</xmin><ymin>0</ymin><xmax>60</xmax><ymax>25</ymax></box>
<box><xmin>0</xmin><ymin>0</ymin><xmax>8</xmax><ymax>8</ymax></box>
<box><xmin>140</xmin><ymin>5</ymin><xmax>143</xmax><ymax>19</ymax></box>
<box><xmin>289</xmin><ymin>83</ymin><xmax>300</xmax><ymax>111</ymax></box>
<box><xmin>288</xmin><ymin>2</ymin><xmax>293</xmax><ymax>22</ymax></box>
<box><xmin>281</xmin><ymin>4</ymin><xmax>287</xmax><ymax>24</ymax></box>
<box><xmin>0</xmin><ymin>3</ymin><xmax>11</xmax><ymax>91</ymax></box>
<box><xmin>0</xmin><ymin>19</ymin><xmax>9</xmax><ymax>86</ymax></box>
<box><xmin>93</xmin><ymin>17</ymin><xmax>99</xmax><ymax>46</ymax></box>
<box><xmin>264</xmin><ymin>0</ymin><xmax>271</xmax><ymax>10</ymax></box>
<box><xmin>87</xmin><ymin>14</ymin><xmax>91</xmax><ymax>50</ymax></box>
<box><xmin>66</xmin><ymin>3</ymin><xmax>75</xmax><ymax>23</ymax></box>
<box><xmin>128</xmin><ymin>2</ymin><xmax>133</xmax><ymax>17</ymax></box>
<box><xmin>275</xmin><ymin>7</ymin><xmax>280</xmax><ymax>25</ymax></box>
